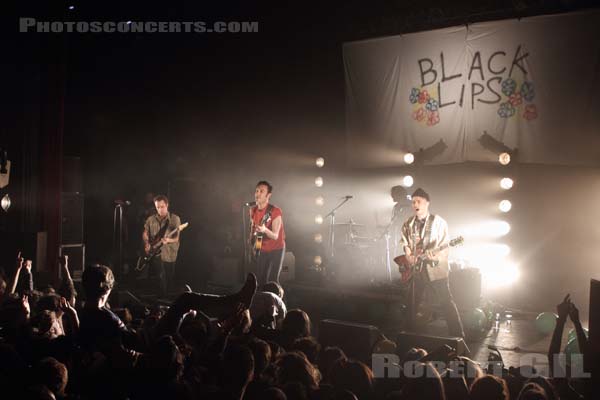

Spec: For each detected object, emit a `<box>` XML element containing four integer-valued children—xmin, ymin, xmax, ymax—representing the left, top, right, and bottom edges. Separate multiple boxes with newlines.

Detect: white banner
<box><xmin>344</xmin><ymin>11</ymin><xmax>600</xmax><ymax>166</ymax></box>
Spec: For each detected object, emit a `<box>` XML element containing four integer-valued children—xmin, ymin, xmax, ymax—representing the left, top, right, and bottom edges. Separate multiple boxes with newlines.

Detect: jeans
<box><xmin>407</xmin><ymin>271</ymin><xmax>465</xmax><ymax>338</ymax></box>
<box><xmin>256</xmin><ymin>247</ymin><xmax>285</xmax><ymax>286</ymax></box>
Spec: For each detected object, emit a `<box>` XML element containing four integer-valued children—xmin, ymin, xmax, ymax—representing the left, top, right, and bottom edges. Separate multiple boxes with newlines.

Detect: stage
<box><xmin>283</xmin><ymin>279</ymin><xmax>574</xmax><ymax>370</ymax></box>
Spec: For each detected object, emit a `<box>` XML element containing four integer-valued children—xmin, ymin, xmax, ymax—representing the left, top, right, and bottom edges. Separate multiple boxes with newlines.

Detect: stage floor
<box><xmin>284</xmin><ymin>281</ymin><xmax>575</xmax><ymax>369</ymax></box>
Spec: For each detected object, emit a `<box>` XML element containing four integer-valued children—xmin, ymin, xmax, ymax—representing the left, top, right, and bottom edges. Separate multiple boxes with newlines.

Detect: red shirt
<box><xmin>251</xmin><ymin>204</ymin><xmax>285</xmax><ymax>252</ymax></box>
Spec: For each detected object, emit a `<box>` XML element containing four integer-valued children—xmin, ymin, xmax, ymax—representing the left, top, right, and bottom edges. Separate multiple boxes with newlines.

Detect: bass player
<box><xmin>143</xmin><ymin>194</ymin><xmax>181</xmax><ymax>297</ymax></box>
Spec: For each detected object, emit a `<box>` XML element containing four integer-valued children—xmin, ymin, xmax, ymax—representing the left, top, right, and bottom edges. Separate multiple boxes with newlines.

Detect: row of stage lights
<box><xmin>498</xmin><ymin>152</ymin><xmax>513</xmax><ymax>212</ymax></box>
<box><xmin>313</xmin><ymin>157</ymin><xmax>325</xmax><ymax>267</ymax></box>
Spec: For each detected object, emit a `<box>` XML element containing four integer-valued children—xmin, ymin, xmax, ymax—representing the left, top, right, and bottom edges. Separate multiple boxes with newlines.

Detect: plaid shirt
<box><xmin>144</xmin><ymin>212</ymin><xmax>181</xmax><ymax>262</ymax></box>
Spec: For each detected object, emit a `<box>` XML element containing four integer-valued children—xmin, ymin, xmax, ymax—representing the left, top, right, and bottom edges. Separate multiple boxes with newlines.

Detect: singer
<box><xmin>249</xmin><ymin>180</ymin><xmax>286</xmax><ymax>286</ymax></box>
<box><xmin>399</xmin><ymin>188</ymin><xmax>465</xmax><ymax>338</ymax></box>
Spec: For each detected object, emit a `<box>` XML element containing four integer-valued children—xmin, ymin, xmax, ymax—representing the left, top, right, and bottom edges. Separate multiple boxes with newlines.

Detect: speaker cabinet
<box><xmin>449</xmin><ymin>268</ymin><xmax>481</xmax><ymax>310</ymax></box>
<box><xmin>395</xmin><ymin>332</ymin><xmax>469</xmax><ymax>358</ymax></box>
<box><xmin>319</xmin><ymin>319</ymin><xmax>382</xmax><ymax>363</ymax></box>
<box><xmin>61</xmin><ymin>193</ymin><xmax>84</xmax><ymax>245</ymax></box>
<box><xmin>63</xmin><ymin>156</ymin><xmax>82</xmax><ymax>193</ymax></box>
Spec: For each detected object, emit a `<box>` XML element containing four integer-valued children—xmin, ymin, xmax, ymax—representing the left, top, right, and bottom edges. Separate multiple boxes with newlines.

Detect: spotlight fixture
<box><xmin>1</xmin><ymin>194</ymin><xmax>10</xmax><ymax>212</ymax></box>
<box><xmin>402</xmin><ymin>175</ymin><xmax>414</xmax><ymax>187</ymax></box>
<box><xmin>314</xmin><ymin>233</ymin><xmax>323</xmax><ymax>243</ymax></box>
<box><xmin>499</xmin><ymin>153</ymin><xmax>511</xmax><ymax>166</ymax></box>
<box><xmin>499</xmin><ymin>200</ymin><xmax>512</xmax><ymax>213</ymax></box>
<box><xmin>500</xmin><ymin>177</ymin><xmax>514</xmax><ymax>189</ymax></box>
<box><xmin>313</xmin><ymin>256</ymin><xmax>322</xmax><ymax>266</ymax></box>
<box><xmin>478</xmin><ymin>132</ymin><xmax>517</xmax><ymax>164</ymax></box>
<box><xmin>315</xmin><ymin>157</ymin><xmax>325</xmax><ymax>168</ymax></box>
<box><xmin>403</xmin><ymin>153</ymin><xmax>414</xmax><ymax>164</ymax></box>
<box><xmin>315</xmin><ymin>177</ymin><xmax>323</xmax><ymax>187</ymax></box>
<box><xmin>315</xmin><ymin>195</ymin><xmax>324</xmax><ymax>207</ymax></box>
<box><xmin>315</xmin><ymin>214</ymin><xmax>323</xmax><ymax>224</ymax></box>
<box><xmin>410</xmin><ymin>139</ymin><xmax>448</xmax><ymax>165</ymax></box>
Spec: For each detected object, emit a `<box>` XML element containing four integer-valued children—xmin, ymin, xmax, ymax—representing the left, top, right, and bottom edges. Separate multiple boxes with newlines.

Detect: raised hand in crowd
<box><xmin>556</xmin><ymin>294</ymin><xmax>571</xmax><ymax>321</ymax></box>
<box><xmin>60</xmin><ymin>296</ymin><xmax>79</xmax><ymax>331</ymax></box>
<box><xmin>9</xmin><ymin>251</ymin><xmax>24</xmax><ymax>295</ymax></box>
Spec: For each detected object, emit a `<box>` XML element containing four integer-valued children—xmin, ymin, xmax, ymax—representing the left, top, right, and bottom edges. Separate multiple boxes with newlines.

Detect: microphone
<box><xmin>344</xmin><ymin>195</ymin><xmax>353</xmax><ymax>199</ymax></box>
<box><xmin>244</xmin><ymin>201</ymin><xmax>256</xmax><ymax>207</ymax></box>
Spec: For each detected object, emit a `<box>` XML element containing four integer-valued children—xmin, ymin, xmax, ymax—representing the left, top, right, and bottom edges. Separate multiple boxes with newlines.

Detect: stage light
<box><xmin>499</xmin><ymin>152</ymin><xmax>511</xmax><ymax>165</ymax></box>
<box><xmin>314</xmin><ymin>256</ymin><xmax>322</xmax><ymax>266</ymax></box>
<box><xmin>316</xmin><ymin>157</ymin><xmax>325</xmax><ymax>168</ymax></box>
<box><xmin>315</xmin><ymin>214</ymin><xmax>323</xmax><ymax>224</ymax></box>
<box><xmin>68</xmin><ymin>5</ymin><xmax>75</xmax><ymax>10</ymax></box>
<box><xmin>497</xmin><ymin>221</ymin><xmax>511</xmax><ymax>236</ymax></box>
<box><xmin>404</xmin><ymin>153</ymin><xmax>414</xmax><ymax>164</ymax></box>
<box><xmin>314</xmin><ymin>233</ymin><xmax>323</xmax><ymax>243</ymax></box>
<box><xmin>402</xmin><ymin>175</ymin><xmax>414</xmax><ymax>187</ymax></box>
<box><xmin>460</xmin><ymin>220</ymin><xmax>510</xmax><ymax>238</ymax></box>
<box><xmin>500</xmin><ymin>177</ymin><xmax>514</xmax><ymax>190</ymax></box>
<box><xmin>315</xmin><ymin>195</ymin><xmax>324</xmax><ymax>207</ymax></box>
<box><xmin>499</xmin><ymin>200</ymin><xmax>512</xmax><ymax>212</ymax></box>
<box><xmin>1</xmin><ymin>194</ymin><xmax>10</xmax><ymax>212</ymax></box>
<box><xmin>482</xmin><ymin>262</ymin><xmax>521</xmax><ymax>288</ymax></box>
<box><xmin>315</xmin><ymin>176</ymin><xmax>323</xmax><ymax>187</ymax></box>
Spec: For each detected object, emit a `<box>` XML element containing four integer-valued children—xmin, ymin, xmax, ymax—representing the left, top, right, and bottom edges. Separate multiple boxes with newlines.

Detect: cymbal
<box><xmin>333</xmin><ymin>221</ymin><xmax>364</xmax><ymax>226</ymax></box>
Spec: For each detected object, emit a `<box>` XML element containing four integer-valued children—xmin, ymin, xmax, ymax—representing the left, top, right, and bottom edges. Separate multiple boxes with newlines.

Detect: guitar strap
<box><xmin>424</xmin><ymin>214</ymin><xmax>435</xmax><ymax>248</ymax></box>
<box><xmin>252</xmin><ymin>204</ymin><xmax>274</xmax><ymax>227</ymax></box>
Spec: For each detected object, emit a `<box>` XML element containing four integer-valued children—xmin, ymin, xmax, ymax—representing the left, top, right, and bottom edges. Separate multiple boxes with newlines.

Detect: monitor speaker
<box><xmin>395</xmin><ymin>331</ymin><xmax>469</xmax><ymax>358</ymax></box>
<box><xmin>319</xmin><ymin>319</ymin><xmax>382</xmax><ymax>363</ymax></box>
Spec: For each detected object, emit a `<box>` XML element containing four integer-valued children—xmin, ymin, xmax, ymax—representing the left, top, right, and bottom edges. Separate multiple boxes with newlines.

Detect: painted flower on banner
<box><xmin>498</xmin><ymin>102</ymin><xmax>516</xmax><ymax>118</ymax></box>
<box><xmin>521</xmin><ymin>81</ymin><xmax>535</xmax><ymax>102</ymax></box>
<box><xmin>409</xmin><ymin>88</ymin><xmax>420</xmax><ymax>104</ymax></box>
<box><xmin>425</xmin><ymin>98</ymin><xmax>439</xmax><ymax>111</ymax></box>
<box><xmin>509</xmin><ymin>93</ymin><xmax>522</xmax><ymax>107</ymax></box>
<box><xmin>523</xmin><ymin>104</ymin><xmax>538</xmax><ymax>120</ymax></box>
<box><xmin>426</xmin><ymin>110</ymin><xmax>440</xmax><ymax>126</ymax></box>
<box><xmin>412</xmin><ymin>107</ymin><xmax>426</xmax><ymax>122</ymax></box>
<box><xmin>501</xmin><ymin>78</ymin><xmax>517</xmax><ymax>97</ymax></box>
<box><xmin>409</xmin><ymin>86</ymin><xmax>441</xmax><ymax>126</ymax></box>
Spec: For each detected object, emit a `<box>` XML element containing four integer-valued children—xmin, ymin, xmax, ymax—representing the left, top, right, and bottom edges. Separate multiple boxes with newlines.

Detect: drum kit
<box><xmin>326</xmin><ymin>218</ymin><xmax>401</xmax><ymax>283</ymax></box>
<box><xmin>319</xmin><ymin>196</ymin><xmax>405</xmax><ymax>284</ymax></box>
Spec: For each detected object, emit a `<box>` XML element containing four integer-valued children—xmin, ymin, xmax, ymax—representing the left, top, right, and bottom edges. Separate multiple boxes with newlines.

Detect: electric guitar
<box><xmin>136</xmin><ymin>222</ymin><xmax>189</xmax><ymax>272</ymax></box>
<box><xmin>394</xmin><ymin>236</ymin><xmax>464</xmax><ymax>282</ymax></box>
<box><xmin>251</xmin><ymin>210</ymin><xmax>272</xmax><ymax>260</ymax></box>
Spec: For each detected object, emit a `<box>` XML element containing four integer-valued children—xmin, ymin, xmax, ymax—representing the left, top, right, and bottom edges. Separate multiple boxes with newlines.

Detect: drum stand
<box><xmin>325</xmin><ymin>197</ymin><xmax>352</xmax><ymax>259</ymax></box>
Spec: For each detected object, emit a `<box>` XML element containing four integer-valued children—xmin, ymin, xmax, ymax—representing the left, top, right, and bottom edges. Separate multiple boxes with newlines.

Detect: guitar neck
<box><xmin>418</xmin><ymin>242</ymin><xmax>450</xmax><ymax>258</ymax></box>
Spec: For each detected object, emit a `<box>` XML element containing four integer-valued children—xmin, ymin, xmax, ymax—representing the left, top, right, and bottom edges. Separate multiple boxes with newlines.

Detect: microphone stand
<box><xmin>377</xmin><ymin>205</ymin><xmax>402</xmax><ymax>283</ymax></box>
<box><xmin>112</xmin><ymin>204</ymin><xmax>124</xmax><ymax>277</ymax></box>
<box><xmin>325</xmin><ymin>197</ymin><xmax>352</xmax><ymax>259</ymax></box>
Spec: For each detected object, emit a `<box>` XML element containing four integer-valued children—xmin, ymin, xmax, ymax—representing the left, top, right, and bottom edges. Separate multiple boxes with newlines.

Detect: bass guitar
<box><xmin>136</xmin><ymin>222</ymin><xmax>189</xmax><ymax>272</ymax></box>
<box><xmin>394</xmin><ymin>236</ymin><xmax>464</xmax><ymax>282</ymax></box>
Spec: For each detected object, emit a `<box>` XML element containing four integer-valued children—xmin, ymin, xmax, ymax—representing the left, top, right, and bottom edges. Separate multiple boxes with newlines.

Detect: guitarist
<box><xmin>400</xmin><ymin>188</ymin><xmax>465</xmax><ymax>338</ymax></box>
<box><xmin>249</xmin><ymin>180</ymin><xmax>286</xmax><ymax>286</ymax></box>
<box><xmin>143</xmin><ymin>194</ymin><xmax>181</xmax><ymax>296</ymax></box>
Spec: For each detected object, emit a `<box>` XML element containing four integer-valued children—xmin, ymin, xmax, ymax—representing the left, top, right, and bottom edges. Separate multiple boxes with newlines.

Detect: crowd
<box><xmin>0</xmin><ymin>252</ymin><xmax>596</xmax><ymax>399</ymax></box>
